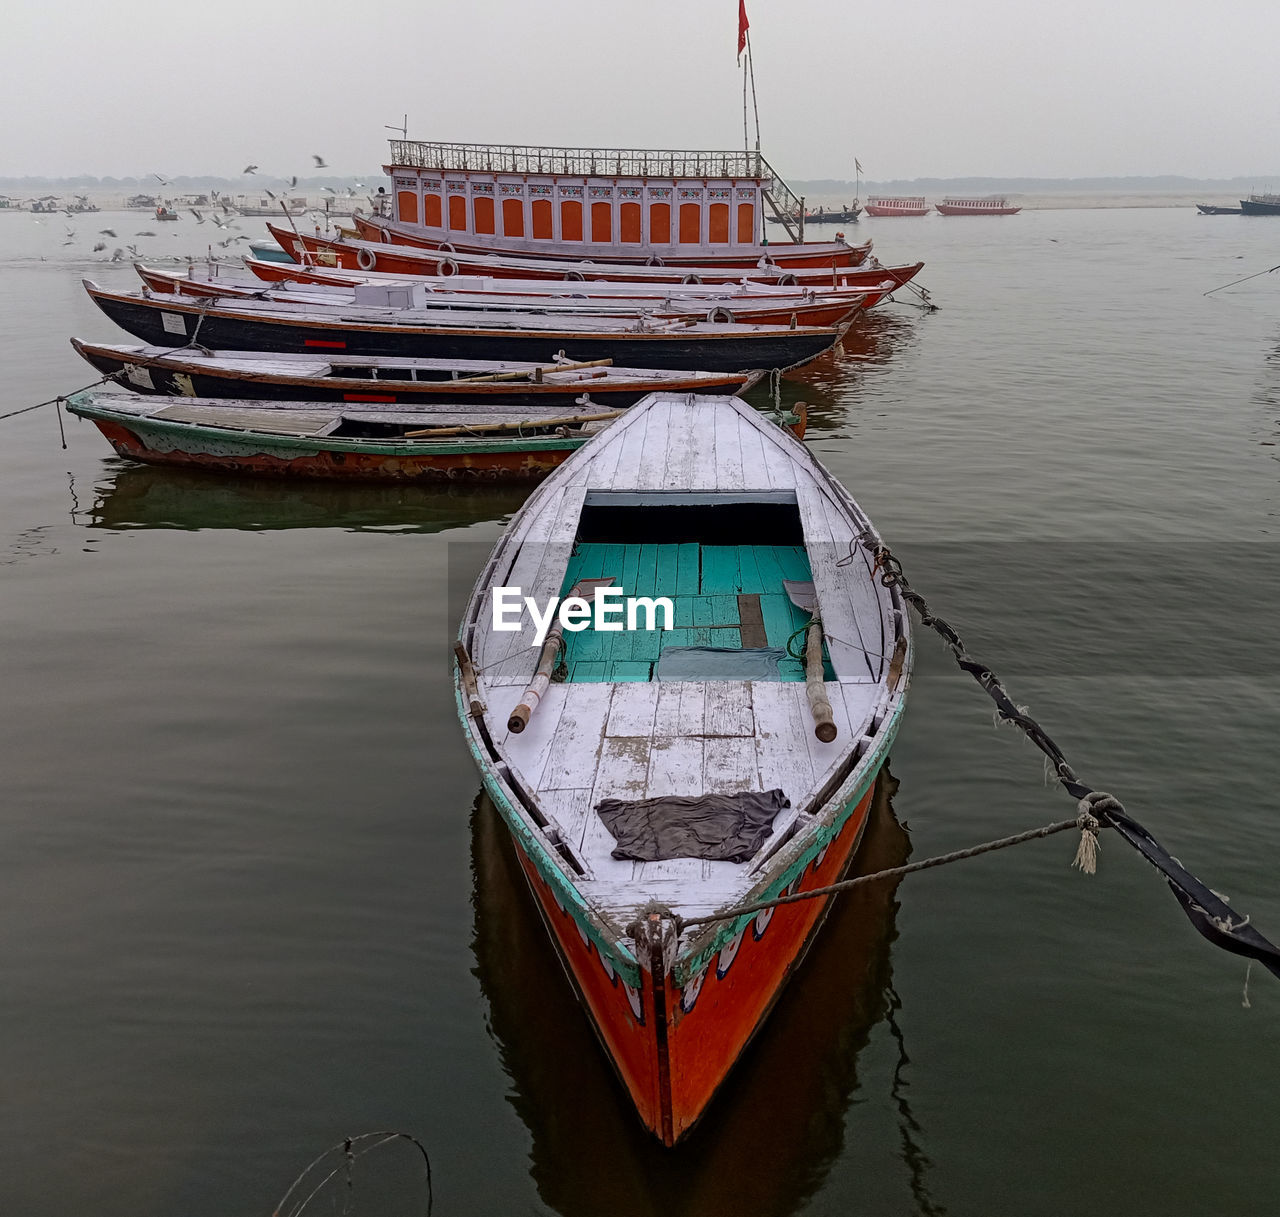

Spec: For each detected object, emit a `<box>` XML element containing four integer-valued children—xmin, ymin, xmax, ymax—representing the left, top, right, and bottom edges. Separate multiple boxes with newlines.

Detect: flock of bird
<box><xmin>33</xmin><ymin>156</ymin><xmax>381</xmax><ymax>263</ymax></box>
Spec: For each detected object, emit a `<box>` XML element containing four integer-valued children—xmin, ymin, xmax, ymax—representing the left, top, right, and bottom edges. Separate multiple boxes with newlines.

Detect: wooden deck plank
<box><xmin>738</xmin><ymin>593</ymin><xmax>767</xmax><ymax>647</ymax></box>
<box><xmin>676</xmin><ymin>542</ymin><xmax>701</xmax><ymax>596</ymax></box>
<box><xmin>662</xmin><ymin>399</ymin><xmax>702</xmax><ymax>490</ymax></box>
<box><xmin>493</xmin><ymin>684</ymin><xmax>570</xmax><ymax>791</ymax></box>
<box><xmin>699</xmin><ymin>546</ymin><xmax>739</xmax><ymax>595</ymax></box>
<box><xmin>713</xmin><ymin>406</ymin><xmax>745</xmax><ymax>491</ymax></box>
<box><xmin>605</xmin><ymin>682</ymin><xmax>661</xmax><ymax>737</ymax></box>
<box><xmin>633</xmin><ymin>405</ymin><xmax>672</xmax><ymax>490</ymax></box>
<box><xmin>540</xmin><ymin>683</ymin><xmax>614</xmax><ymax>791</ymax></box>
<box><xmin>600</xmin><ymin>408</ymin><xmax>650</xmax><ymax>490</ymax></box>
<box><xmin>704</xmin><ymin>682</ymin><xmax>755</xmax><ymax>737</ymax></box>
<box><xmin>703</xmin><ymin>735</ymin><xmax>760</xmax><ymax>794</ymax></box>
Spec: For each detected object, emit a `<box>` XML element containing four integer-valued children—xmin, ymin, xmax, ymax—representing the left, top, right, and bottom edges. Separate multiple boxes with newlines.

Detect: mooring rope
<box><xmin>0</xmin><ymin>374</ymin><xmax>119</xmax><ymax>424</ymax></box>
<box><xmin>675</xmin><ymin>807</ymin><xmax>1105</xmax><ymax>932</ymax></box>
<box><xmin>674</xmin><ymin>538</ymin><xmax>1280</xmax><ymax>979</ymax></box>
<box><xmin>1204</xmin><ymin>263</ymin><xmax>1280</xmax><ymax>297</ymax></box>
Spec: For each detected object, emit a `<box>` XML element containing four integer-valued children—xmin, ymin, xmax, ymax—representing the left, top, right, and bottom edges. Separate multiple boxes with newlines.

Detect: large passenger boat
<box><xmin>376</xmin><ymin>139</ymin><xmax>853</xmax><ymax>268</ymax></box>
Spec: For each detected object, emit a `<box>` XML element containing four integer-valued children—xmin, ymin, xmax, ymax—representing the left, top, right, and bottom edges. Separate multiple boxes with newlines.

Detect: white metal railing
<box><xmin>386</xmin><ymin>140</ymin><xmax>808</xmax><ymax>242</ymax></box>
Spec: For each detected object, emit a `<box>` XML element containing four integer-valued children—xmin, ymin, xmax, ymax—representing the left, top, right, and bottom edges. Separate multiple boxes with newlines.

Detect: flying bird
<box><xmin>135</xmin><ymin>230</ymin><xmax>156</xmax><ymax>236</ymax></box>
<box><xmin>190</xmin><ymin>209</ymin><xmax>205</xmax><ymax>223</ymax></box>
<box><xmin>99</xmin><ymin>228</ymin><xmax>117</xmax><ymax>237</ymax></box>
<box><xmin>321</xmin><ymin>185</ymin><xmax>336</xmax><ymax>194</ymax></box>
<box><xmin>312</xmin><ymin>155</ymin><xmax>328</xmax><ymax>168</ymax></box>
<box><xmin>93</xmin><ymin>241</ymin><xmax>106</xmax><ymax>252</ymax></box>
<box><xmin>242</xmin><ymin>164</ymin><xmax>258</xmax><ymax>174</ymax></box>
<box><xmin>153</xmin><ymin>173</ymin><xmax>169</xmax><ymax>185</ymax></box>
<box><xmin>289</xmin><ymin>176</ymin><xmax>298</xmax><ymax>188</ymax></box>
<box><xmin>109</xmin><ymin>248</ymin><xmax>124</xmax><ymax>261</ymax></box>
<box><xmin>126</xmin><ymin>245</ymin><xmax>140</xmax><ymax>257</ymax></box>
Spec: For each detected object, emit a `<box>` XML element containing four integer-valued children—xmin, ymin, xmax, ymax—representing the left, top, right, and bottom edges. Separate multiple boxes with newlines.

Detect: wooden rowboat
<box><xmin>82</xmin><ymin>281</ymin><xmax>847</xmax><ymax>374</ymax></box>
<box><xmin>268</xmin><ymin>225</ymin><xmax>924</xmax><ymax>292</ymax></box>
<box><xmin>354</xmin><ymin>213</ymin><xmax>873</xmax><ymax>270</ymax></box>
<box><xmin>65</xmin><ymin>392</ymin><xmax>621</xmax><ymax>482</ymax></box>
<box><xmin>129</xmin><ymin>264</ymin><xmax>883</xmax><ymax>328</ymax></box>
<box><xmin>454</xmin><ymin>392</ymin><xmax>911</xmax><ymax>1143</ymax></box>
<box><xmin>71</xmin><ymin>341</ymin><xmax>764</xmax><ymax>408</ymax></box>
<box><xmin>244</xmin><ymin>251</ymin><xmax>925</xmax><ymax>297</ymax></box>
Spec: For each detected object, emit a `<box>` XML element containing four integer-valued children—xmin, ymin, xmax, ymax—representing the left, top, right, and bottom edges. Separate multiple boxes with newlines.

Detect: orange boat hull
<box><xmin>507</xmin><ymin>781</ymin><xmax>878</xmax><ymax>1143</ymax></box>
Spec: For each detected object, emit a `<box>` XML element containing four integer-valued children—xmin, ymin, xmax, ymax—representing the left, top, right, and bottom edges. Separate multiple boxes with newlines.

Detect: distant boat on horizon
<box><xmin>1196</xmin><ymin>203</ymin><xmax>1243</xmax><ymax>215</ymax></box>
<box><xmin>1239</xmin><ymin>193</ymin><xmax>1280</xmax><ymax>216</ymax></box>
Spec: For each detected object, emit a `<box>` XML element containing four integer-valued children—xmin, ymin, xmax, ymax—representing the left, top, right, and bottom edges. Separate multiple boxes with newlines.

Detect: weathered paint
<box><xmin>85</xmin><ymin>417</ymin><xmax>583</xmax><ymax>482</ymax></box>
<box><xmin>459</xmin><ymin>656</ymin><xmax>909</xmax><ymax>1145</ymax></box>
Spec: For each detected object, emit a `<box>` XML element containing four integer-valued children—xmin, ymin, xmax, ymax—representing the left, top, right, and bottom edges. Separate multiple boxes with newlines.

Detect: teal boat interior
<box><xmin>555</xmin><ymin>490</ymin><xmax>834</xmax><ymax>683</ymax></box>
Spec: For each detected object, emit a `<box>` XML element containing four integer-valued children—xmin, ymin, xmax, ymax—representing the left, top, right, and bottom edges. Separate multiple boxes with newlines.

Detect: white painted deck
<box><xmin>462</xmin><ymin>394</ymin><xmax>907</xmax><ymax>927</ymax></box>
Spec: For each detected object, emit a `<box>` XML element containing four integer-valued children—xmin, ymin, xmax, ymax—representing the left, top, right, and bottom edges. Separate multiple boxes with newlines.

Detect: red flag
<box><xmin>737</xmin><ymin>0</ymin><xmax>749</xmax><ymax>60</ymax></box>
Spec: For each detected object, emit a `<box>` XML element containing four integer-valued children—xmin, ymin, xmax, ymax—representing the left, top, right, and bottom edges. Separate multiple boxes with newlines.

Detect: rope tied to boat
<box><xmin>0</xmin><ymin>373</ymin><xmax>121</xmax><ymax>425</ymax></box>
<box><xmin>674</xmin><ymin>808</ymin><xmax>1111</xmax><ymax>933</ymax></box>
<box><xmin>676</xmin><ymin>538</ymin><xmax>1280</xmax><ymax>980</ymax></box>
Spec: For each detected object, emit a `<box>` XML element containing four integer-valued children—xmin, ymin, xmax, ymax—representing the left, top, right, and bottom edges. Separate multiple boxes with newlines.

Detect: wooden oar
<box><xmin>784</xmin><ymin>579</ymin><xmax>837</xmax><ymax>742</ymax></box>
<box><xmin>453</xmin><ymin>357</ymin><xmax>613</xmax><ymax>384</ymax></box>
<box><xmin>508</xmin><ymin>578</ymin><xmax>615</xmax><ymax>733</ymax></box>
<box><xmin>403</xmin><ymin>409</ymin><xmax>620</xmax><ymax>439</ymax></box>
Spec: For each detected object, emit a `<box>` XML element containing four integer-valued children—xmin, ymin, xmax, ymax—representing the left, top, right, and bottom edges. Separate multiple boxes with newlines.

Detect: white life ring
<box><xmin>646</xmin><ymin>255</ymin><xmax>664</xmax><ymax>267</ymax></box>
<box><xmin>681</xmin><ymin>273</ymin><xmax>702</xmax><ymax>285</ymax></box>
<box><xmin>437</xmin><ymin>257</ymin><xmax>459</xmax><ymax>276</ymax></box>
<box><xmin>438</xmin><ymin>241</ymin><xmax>455</xmax><ymax>254</ymax></box>
<box><xmin>564</xmin><ymin>270</ymin><xmax>586</xmax><ymax>281</ymax></box>
<box><xmin>356</xmin><ymin>248</ymin><xmax>377</xmax><ymax>271</ymax></box>
<box><xmin>777</xmin><ymin>272</ymin><xmax>798</xmax><ymax>287</ymax></box>
<box><xmin>706</xmin><ymin>306</ymin><xmax>736</xmax><ymax>324</ymax></box>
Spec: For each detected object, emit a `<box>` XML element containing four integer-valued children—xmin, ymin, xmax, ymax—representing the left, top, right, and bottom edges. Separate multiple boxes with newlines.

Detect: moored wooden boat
<box><xmin>82</xmin><ymin>281</ymin><xmax>848</xmax><ymax>373</ymax></box>
<box><xmin>267</xmin><ymin>224</ymin><xmax>914</xmax><ymax>290</ymax></box>
<box><xmin>863</xmin><ymin>197</ymin><xmax>930</xmax><ymax>217</ymax></box>
<box><xmin>934</xmin><ymin>196</ymin><xmax>1021</xmax><ymax>215</ymax></box>
<box><xmin>65</xmin><ymin>391</ymin><xmax>620</xmax><ymax>481</ymax></box>
<box><xmin>71</xmin><ymin>340</ymin><xmax>764</xmax><ymax>407</ymax></box>
<box><xmin>453</xmin><ymin>392</ymin><xmax>911</xmax><ymax>1143</ymax></box>
<box><xmin>357</xmin><ymin>213</ymin><xmax>870</xmax><ymax>269</ymax></box>
<box><xmin>130</xmin><ymin>263</ymin><xmax>885</xmax><ymax>327</ymax></box>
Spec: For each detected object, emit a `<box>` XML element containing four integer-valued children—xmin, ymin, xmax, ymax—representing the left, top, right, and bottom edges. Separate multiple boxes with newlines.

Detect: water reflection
<box><xmin>470</xmin><ymin>770</ymin><xmax>933</xmax><ymax>1217</ymax></box>
<box><xmin>79</xmin><ymin>461</ymin><xmax>529</xmax><ymax>533</ymax></box>
<box><xmin>746</xmin><ymin>310</ymin><xmax>920</xmax><ymax>435</ymax></box>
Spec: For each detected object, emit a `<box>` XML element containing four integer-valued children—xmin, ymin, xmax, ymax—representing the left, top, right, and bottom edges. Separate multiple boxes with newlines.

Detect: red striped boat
<box><xmin>265</xmin><ymin>225</ymin><xmax>924</xmax><ymax>292</ymax></box>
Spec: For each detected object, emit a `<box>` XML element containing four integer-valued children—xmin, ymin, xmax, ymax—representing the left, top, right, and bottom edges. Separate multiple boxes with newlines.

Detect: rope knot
<box><xmin>1071</xmin><ymin>792</ymin><xmax>1118</xmax><ymax>875</ymax></box>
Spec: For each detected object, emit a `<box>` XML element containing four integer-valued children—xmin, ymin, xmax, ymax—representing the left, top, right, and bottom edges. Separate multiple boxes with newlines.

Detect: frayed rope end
<box><xmin>1072</xmin><ymin>808</ymin><xmax>1101</xmax><ymax>875</ymax></box>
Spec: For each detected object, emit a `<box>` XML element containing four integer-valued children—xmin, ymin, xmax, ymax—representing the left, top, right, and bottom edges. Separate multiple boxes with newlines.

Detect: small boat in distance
<box><xmin>863</xmin><ymin>196</ymin><xmax>929</xmax><ymax>217</ymax></box>
<box><xmin>800</xmin><ymin>203</ymin><xmax>861</xmax><ymax>224</ymax></box>
<box><xmin>935</xmin><ymin>196</ymin><xmax>1021</xmax><ymax>216</ymax></box>
<box><xmin>65</xmin><ymin>391</ymin><xmax>621</xmax><ymax>482</ymax></box>
<box><xmin>1196</xmin><ymin>203</ymin><xmax>1243</xmax><ymax>215</ymax></box>
<box><xmin>1239</xmin><ymin>193</ymin><xmax>1280</xmax><ymax>216</ymax></box>
<box><xmin>154</xmin><ymin>204</ymin><xmax>180</xmax><ymax>222</ymax></box>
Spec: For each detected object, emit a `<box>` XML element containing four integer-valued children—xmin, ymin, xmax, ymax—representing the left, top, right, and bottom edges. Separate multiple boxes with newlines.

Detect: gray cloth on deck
<box><xmin>655</xmin><ymin>646</ymin><xmax>788</xmax><ymax>682</ymax></box>
<box><xmin>596</xmin><ymin>788</ymin><xmax>790</xmax><ymax>863</ymax></box>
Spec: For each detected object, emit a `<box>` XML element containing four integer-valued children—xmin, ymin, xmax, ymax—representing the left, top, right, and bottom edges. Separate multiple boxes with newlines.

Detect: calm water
<box><xmin>2</xmin><ymin>207</ymin><xmax>1279</xmax><ymax>1216</ymax></box>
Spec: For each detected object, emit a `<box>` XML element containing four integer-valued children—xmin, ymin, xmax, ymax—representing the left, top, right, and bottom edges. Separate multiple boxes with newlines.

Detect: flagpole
<box><xmin>742</xmin><ymin>51</ymin><xmax>749</xmax><ymax>153</ymax></box>
<box><xmin>745</xmin><ymin>28</ymin><xmax>761</xmax><ymax>151</ymax></box>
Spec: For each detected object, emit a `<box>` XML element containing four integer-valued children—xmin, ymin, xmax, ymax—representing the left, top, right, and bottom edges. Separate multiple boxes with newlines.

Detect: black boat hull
<box><xmin>72</xmin><ymin>347</ymin><xmax>754</xmax><ymax>408</ymax></box>
<box><xmin>85</xmin><ymin>288</ymin><xmax>841</xmax><ymax>374</ymax></box>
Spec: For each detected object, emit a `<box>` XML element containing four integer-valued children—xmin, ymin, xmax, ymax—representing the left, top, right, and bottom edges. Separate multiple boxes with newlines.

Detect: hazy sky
<box><xmin>6</xmin><ymin>0</ymin><xmax>1280</xmax><ymax>181</ymax></box>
